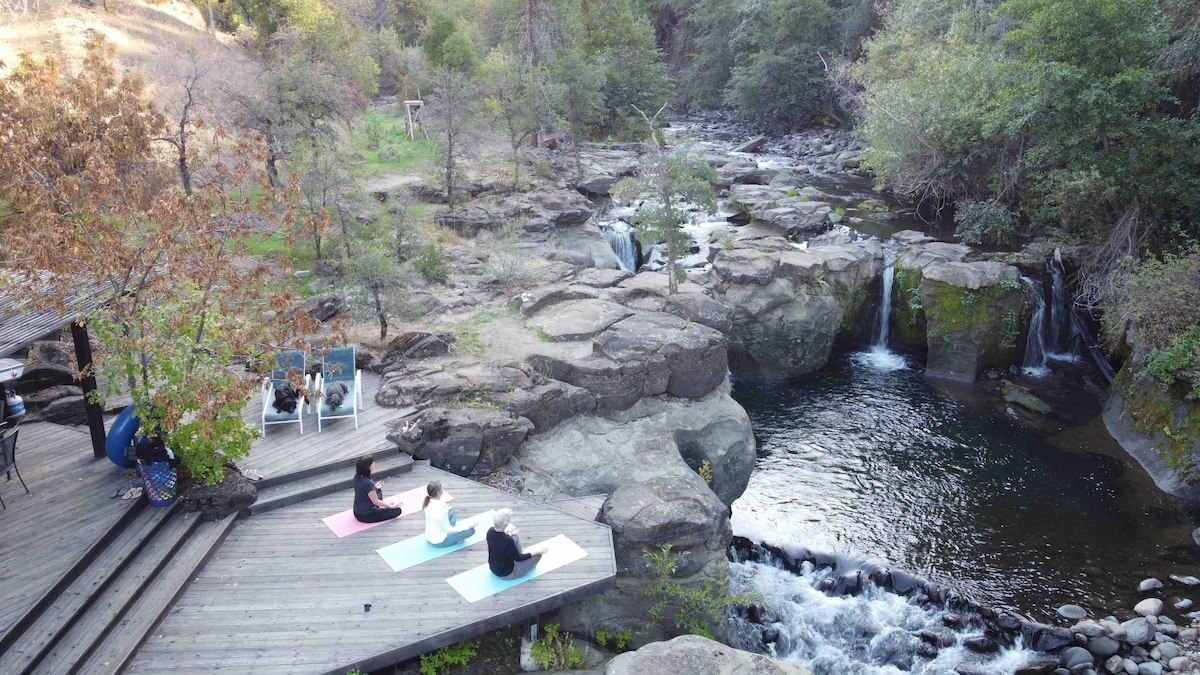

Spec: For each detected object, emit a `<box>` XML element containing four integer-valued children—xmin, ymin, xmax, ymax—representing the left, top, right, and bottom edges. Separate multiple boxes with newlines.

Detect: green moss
<box><xmin>892</xmin><ymin>264</ymin><xmax>927</xmax><ymax>346</ymax></box>
<box><xmin>1120</xmin><ymin>369</ymin><xmax>1200</xmax><ymax>479</ymax></box>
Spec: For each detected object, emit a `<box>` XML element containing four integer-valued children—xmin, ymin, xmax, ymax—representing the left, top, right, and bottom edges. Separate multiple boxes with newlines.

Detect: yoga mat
<box><xmin>375</xmin><ymin>510</ymin><xmax>495</xmax><ymax>572</ymax></box>
<box><xmin>321</xmin><ymin>487</ymin><xmax>454</xmax><ymax>538</ymax></box>
<box><xmin>446</xmin><ymin>534</ymin><xmax>588</xmax><ymax>603</ymax></box>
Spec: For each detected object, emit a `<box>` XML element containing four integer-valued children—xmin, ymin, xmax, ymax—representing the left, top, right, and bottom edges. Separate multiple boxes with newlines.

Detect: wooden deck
<box><xmin>2</xmin><ymin>368</ymin><xmax>616</xmax><ymax>674</ymax></box>
<box><xmin>128</xmin><ymin>464</ymin><xmax>616</xmax><ymax>674</ymax></box>
<box><xmin>0</xmin><ymin>422</ymin><xmax>137</xmax><ymax>638</ymax></box>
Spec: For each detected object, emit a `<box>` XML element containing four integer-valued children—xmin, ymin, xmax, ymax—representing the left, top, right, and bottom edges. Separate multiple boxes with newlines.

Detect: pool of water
<box><xmin>731</xmin><ymin>351</ymin><xmax>1200</xmax><ymax>622</ymax></box>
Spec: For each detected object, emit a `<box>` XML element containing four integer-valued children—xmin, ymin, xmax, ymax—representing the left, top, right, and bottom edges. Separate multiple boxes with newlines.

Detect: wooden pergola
<box><xmin>0</xmin><ymin>275</ymin><xmax>110</xmax><ymax>457</ymax></box>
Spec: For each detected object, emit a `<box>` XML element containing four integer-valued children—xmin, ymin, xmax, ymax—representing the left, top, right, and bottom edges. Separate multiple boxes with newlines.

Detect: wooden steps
<box><xmin>0</xmin><ymin>502</ymin><xmax>239</xmax><ymax>675</ymax></box>
<box><xmin>0</xmin><ymin>503</ymin><xmax>175</xmax><ymax>674</ymax></box>
<box><xmin>246</xmin><ymin>451</ymin><xmax>413</xmax><ymax>516</ymax></box>
<box><xmin>77</xmin><ymin>513</ymin><xmax>239</xmax><ymax>675</ymax></box>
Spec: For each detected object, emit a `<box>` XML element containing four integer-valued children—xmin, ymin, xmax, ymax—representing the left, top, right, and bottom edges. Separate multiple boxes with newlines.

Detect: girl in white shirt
<box><xmin>423</xmin><ymin>480</ymin><xmax>477</xmax><ymax>547</ymax></box>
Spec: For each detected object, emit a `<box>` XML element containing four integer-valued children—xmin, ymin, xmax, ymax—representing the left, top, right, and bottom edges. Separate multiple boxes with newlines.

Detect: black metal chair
<box><xmin>0</xmin><ymin>427</ymin><xmax>29</xmax><ymax>509</ymax></box>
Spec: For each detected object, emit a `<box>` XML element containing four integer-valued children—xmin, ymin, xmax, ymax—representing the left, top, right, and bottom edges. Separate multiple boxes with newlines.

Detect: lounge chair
<box><xmin>261</xmin><ymin>350</ymin><xmax>311</xmax><ymax>435</ymax></box>
<box><xmin>315</xmin><ymin>346</ymin><xmax>362</xmax><ymax>432</ymax></box>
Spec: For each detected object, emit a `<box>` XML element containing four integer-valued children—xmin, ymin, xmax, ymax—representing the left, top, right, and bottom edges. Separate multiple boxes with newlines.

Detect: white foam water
<box><xmin>727</xmin><ymin>558</ymin><xmax>1042</xmax><ymax>675</ymax></box>
<box><xmin>852</xmin><ymin>347</ymin><xmax>908</xmax><ymax>372</ymax></box>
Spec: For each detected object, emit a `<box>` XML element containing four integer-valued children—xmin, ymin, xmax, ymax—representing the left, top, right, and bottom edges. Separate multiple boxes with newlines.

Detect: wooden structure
<box><xmin>403</xmin><ymin>100</ymin><xmax>427</xmax><ymax>141</ymax></box>
<box><xmin>0</xmin><ymin>371</ymin><xmax>617</xmax><ymax>674</ymax></box>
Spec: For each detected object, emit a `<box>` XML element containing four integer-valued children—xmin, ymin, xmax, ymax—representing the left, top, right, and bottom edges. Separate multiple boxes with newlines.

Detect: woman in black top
<box><xmin>486</xmin><ymin>508</ymin><xmax>548</xmax><ymax>579</ymax></box>
<box><xmin>352</xmin><ymin>455</ymin><xmax>404</xmax><ymax>523</ymax></box>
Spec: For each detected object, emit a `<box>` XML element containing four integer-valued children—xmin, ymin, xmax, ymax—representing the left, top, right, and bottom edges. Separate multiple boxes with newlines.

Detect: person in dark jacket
<box><xmin>486</xmin><ymin>508</ymin><xmax>548</xmax><ymax>579</ymax></box>
<box><xmin>352</xmin><ymin>455</ymin><xmax>403</xmax><ymax>523</ymax></box>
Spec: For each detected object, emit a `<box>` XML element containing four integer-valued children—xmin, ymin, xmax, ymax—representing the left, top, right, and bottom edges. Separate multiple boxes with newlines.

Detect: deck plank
<box><xmin>0</xmin><ymin>422</ymin><xmax>137</xmax><ymax>639</ymax></box>
<box><xmin>128</xmin><ymin>464</ymin><xmax>616</xmax><ymax>674</ymax></box>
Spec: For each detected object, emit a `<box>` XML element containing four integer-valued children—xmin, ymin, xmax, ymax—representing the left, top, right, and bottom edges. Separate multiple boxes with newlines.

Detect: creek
<box><xmin>627</xmin><ymin>117</ymin><xmax>1200</xmax><ymax>672</ymax></box>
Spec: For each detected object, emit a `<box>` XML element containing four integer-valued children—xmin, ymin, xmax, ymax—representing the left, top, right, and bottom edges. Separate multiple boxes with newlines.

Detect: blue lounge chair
<box><xmin>315</xmin><ymin>346</ymin><xmax>362</xmax><ymax>432</ymax></box>
<box><xmin>261</xmin><ymin>350</ymin><xmax>311</xmax><ymax>435</ymax></box>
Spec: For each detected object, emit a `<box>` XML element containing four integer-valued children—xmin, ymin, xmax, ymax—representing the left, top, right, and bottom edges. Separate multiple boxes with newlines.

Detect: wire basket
<box><xmin>138</xmin><ymin>460</ymin><xmax>178</xmax><ymax>507</ymax></box>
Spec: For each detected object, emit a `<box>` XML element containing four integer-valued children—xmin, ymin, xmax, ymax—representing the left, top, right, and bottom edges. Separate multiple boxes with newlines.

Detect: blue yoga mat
<box><xmin>446</xmin><ymin>534</ymin><xmax>588</xmax><ymax>603</ymax></box>
<box><xmin>376</xmin><ymin>510</ymin><xmax>494</xmax><ymax>572</ymax></box>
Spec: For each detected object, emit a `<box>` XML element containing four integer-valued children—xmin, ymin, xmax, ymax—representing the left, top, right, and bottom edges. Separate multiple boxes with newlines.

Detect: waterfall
<box><xmin>852</xmin><ymin>256</ymin><xmax>906</xmax><ymax>371</ymax></box>
<box><xmin>1047</xmin><ymin>259</ymin><xmax>1067</xmax><ymax>354</ymax></box>
<box><xmin>872</xmin><ymin>257</ymin><xmax>895</xmax><ymax>349</ymax></box>
<box><xmin>1021</xmin><ymin>276</ymin><xmax>1049</xmax><ymax>376</ymax></box>
<box><xmin>602</xmin><ymin>226</ymin><xmax>638</xmax><ymax>273</ymax></box>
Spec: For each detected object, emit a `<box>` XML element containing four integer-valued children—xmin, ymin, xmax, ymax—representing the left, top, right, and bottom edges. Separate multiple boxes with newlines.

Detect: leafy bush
<box><xmin>595</xmin><ymin>628</ymin><xmax>634</xmax><ymax>651</ymax></box>
<box><xmin>377</xmin><ymin>143</ymin><xmax>405</xmax><ymax>162</ymax></box>
<box><xmin>1105</xmin><ymin>250</ymin><xmax>1200</xmax><ymax>399</ymax></box>
<box><xmin>419</xmin><ymin>639</ymin><xmax>479</xmax><ymax>675</ymax></box>
<box><xmin>412</xmin><ymin>242</ymin><xmax>449</xmax><ymax>283</ymax></box>
<box><xmin>643</xmin><ymin>545</ymin><xmax>759</xmax><ymax>639</ymax></box>
<box><xmin>530</xmin><ymin>624</ymin><xmax>585</xmax><ymax>671</ymax></box>
<box><xmin>954</xmin><ymin>201</ymin><xmax>1017</xmax><ymax>245</ymax></box>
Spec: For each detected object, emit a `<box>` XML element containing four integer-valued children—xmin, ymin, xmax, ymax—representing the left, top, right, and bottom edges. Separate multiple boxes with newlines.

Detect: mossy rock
<box><xmin>1002</xmin><ymin>384</ymin><xmax>1053</xmax><ymax>414</ymax></box>
<box><xmin>920</xmin><ymin>262</ymin><xmax>1024</xmax><ymax>381</ymax></box>
<box><xmin>891</xmin><ymin>263</ymin><xmax>928</xmax><ymax>351</ymax></box>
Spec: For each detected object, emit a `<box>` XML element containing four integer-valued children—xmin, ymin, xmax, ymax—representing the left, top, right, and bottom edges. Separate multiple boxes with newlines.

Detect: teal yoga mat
<box><xmin>375</xmin><ymin>510</ymin><xmax>494</xmax><ymax>572</ymax></box>
<box><xmin>446</xmin><ymin>534</ymin><xmax>588</xmax><ymax>603</ymax></box>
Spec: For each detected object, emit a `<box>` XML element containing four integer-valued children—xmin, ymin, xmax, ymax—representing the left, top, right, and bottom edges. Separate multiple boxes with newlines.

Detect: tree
<box><xmin>0</xmin><ymin>35</ymin><xmax>318</xmax><ymax>483</ymax></box>
<box><xmin>228</xmin><ymin>16</ymin><xmax>378</xmax><ymax>186</ymax></box>
<box><xmin>343</xmin><ymin>244</ymin><xmax>406</xmax><ymax>341</ymax></box>
<box><xmin>724</xmin><ymin>0</ymin><xmax>840</xmax><ymax>132</ymax></box>
<box><xmin>550</xmin><ymin>50</ymin><xmax>606</xmax><ymax>180</ymax></box>
<box><xmin>483</xmin><ymin>50</ymin><xmax>564</xmax><ymax>186</ymax></box>
<box><xmin>291</xmin><ymin>135</ymin><xmax>361</xmax><ymax>263</ymax></box>
<box><xmin>426</xmin><ymin>69</ymin><xmax>481</xmax><ymax>210</ymax></box>
<box><xmin>613</xmin><ymin>106</ymin><xmax>716</xmax><ymax>295</ymax></box>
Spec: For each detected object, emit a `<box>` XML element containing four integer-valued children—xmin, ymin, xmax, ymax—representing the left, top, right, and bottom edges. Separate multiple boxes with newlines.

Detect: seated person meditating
<box><xmin>423</xmin><ymin>480</ymin><xmax>477</xmax><ymax>547</ymax></box>
<box><xmin>486</xmin><ymin>508</ymin><xmax>549</xmax><ymax>580</ymax></box>
<box><xmin>352</xmin><ymin>455</ymin><xmax>404</xmax><ymax>523</ymax></box>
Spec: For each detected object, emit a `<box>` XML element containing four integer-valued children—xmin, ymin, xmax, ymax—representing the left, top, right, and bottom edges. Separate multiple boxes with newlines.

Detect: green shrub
<box><xmin>361</xmin><ymin>114</ymin><xmax>390</xmax><ymax>150</ymax></box>
<box><xmin>698</xmin><ymin>460</ymin><xmax>713</xmax><ymax>485</ymax></box>
<box><xmin>954</xmin><ymin>201</ymin><xmax>1017</xmax><ymax>245</ymax></box>
<box><xmin>643</xmin><ymin>545</ymin><xmax>759</xmax><ymax>639</ymax></box>
<box><xmin>412</xmin><ymin>242</ymin><xmax>449</xmax><ymax>283</ymax></box>
<box><xmin>419</xmin><ymin>639</ymin><xmax>479</xmax><ymax>675</ymax></box>
<box><xmin>530</xmin><ymin>624</ymin><xmax>585</xmax><ymax>671</ymax></box>
<box><xmin>595</xmin><ymin>628</ymin><xmax>634</xmax><ymax>651</ymax></box>
<box><xmin>377</xmin><ymin>143</ymin><xmax>404</xmax><ymax>162</ymax></box>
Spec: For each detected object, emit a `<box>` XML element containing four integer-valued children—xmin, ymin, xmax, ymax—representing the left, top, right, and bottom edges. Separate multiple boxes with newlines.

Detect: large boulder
<box><xmin>15</xmin><ymin>340</ymin><xmax>77</xmax><ymax>395</ymax></box>
<box><xmin>375</xmin><ymin>360</ymin><xmax>594</xmax><ymax>434</ymax></box>
<box><xmin>516</xmin><ymin>284</ymin><xmax>600</xmax><ymax>317</ymax></box>
<box><xmin>526</xmin><ymin>299</ymin><xmax>633</xmax><ymax>342</ymax></box>
<box><xmin>1103</xmin><ymin>359</ymin><xmax>1200</xmax><ymax>500</ymax></box>
<box><xmin>387</xmin><ymin>407</ymin><xmax>534</xmax><ymax>476</ymax></box>
<box><xmin>706</xmin><ymin>240</ymin><xmax>881</xmax><ymax>380</ymax></box>
<box><xmin>919</xmin><ymin>261</ymin><xmax>1025</xmax><ymax>382</ymax></box>
<box><xmin>528</xmin><ymin>313</ymin><xmax>728</xmax><ymax>412</ymax></box>
<box><xmin>292</xmin><ymin>294</ymin><xmax>343</xmax><ymax>323</ymax></box>
<box><xmin>605</xmin><ymin>635</ymin><xmax>812</xmax><ymax>675</ymax></box>
<box><xmin>662</xmin><ymin>292</ymin><xmax>734</xmax><ymax>334</ymax></box>
<box><xmin>187</xmin><ymin>467</ymin><xmax>258</xmax><ymax>520</ymax></box>
<box><xmin>512</xmin><ymin>384</ymin><xmax>754</xmax><ymax>641</ymax></box>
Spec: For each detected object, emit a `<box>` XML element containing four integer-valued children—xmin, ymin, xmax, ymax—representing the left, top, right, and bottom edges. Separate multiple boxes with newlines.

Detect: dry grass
<box><xmin>0</xmin><ymin>0</ymin><xmax>262</xmax><ymax>115</ymax></box>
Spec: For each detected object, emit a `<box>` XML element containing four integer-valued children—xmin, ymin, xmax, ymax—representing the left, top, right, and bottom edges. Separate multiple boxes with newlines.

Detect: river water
<box><xmin>643</xmin><ymin>118</ymin><xmax>1200</xmax><ymax>671</ymax></box>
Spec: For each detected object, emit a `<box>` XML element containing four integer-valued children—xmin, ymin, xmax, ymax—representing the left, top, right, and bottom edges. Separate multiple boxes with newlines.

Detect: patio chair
<box><xmin>0</xmin><ymin>427</ymin><xmax>29</xmax><ymax>509</ymax></box>
<box><xmin>315</xmin><ymin>346</ymin><xmax>362</xmax><ymax>432</ymax></box>
<box><xmin>261</xmin><ymin>350</ymin><xmax>311</xmax><ymax>435</ymax></box>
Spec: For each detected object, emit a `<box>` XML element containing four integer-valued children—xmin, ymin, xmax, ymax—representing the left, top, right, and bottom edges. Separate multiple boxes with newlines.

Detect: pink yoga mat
<box><xmin>321</xmin><ymin>486</ymin><xmax>454</xmax><ymax>537</ymax></box>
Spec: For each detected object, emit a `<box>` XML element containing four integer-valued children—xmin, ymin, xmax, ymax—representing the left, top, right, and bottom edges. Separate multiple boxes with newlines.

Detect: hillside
<box><xmin>0</xmin><ymin>0</ymin><xmax>261</xmax><ymax>112</ymax></box>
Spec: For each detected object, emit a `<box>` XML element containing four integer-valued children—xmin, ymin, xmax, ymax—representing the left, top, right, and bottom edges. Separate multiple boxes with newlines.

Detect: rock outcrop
<box><xmin>892</xmin><ymin>233</ymin><xmax>1026</xmax><ymax>381</ymax></box>
<box><xmin>604</xmin><ymin>635</ymin><xmax>812</xmax><ymax>675</ymax></box>
<box><xmin>704</xmin><ymin>237</ymin><xmax>882</xmax><ymax>380</ymax></box>
<box><xmin>1104</xmin><ymin>358</ymin><xmax>1200</xmax><ymax>500</ymax></box>
<box><xmin>513</xmin><ymin>383</ymin><xmax>754</xmax><ymax>642</ymax></box>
